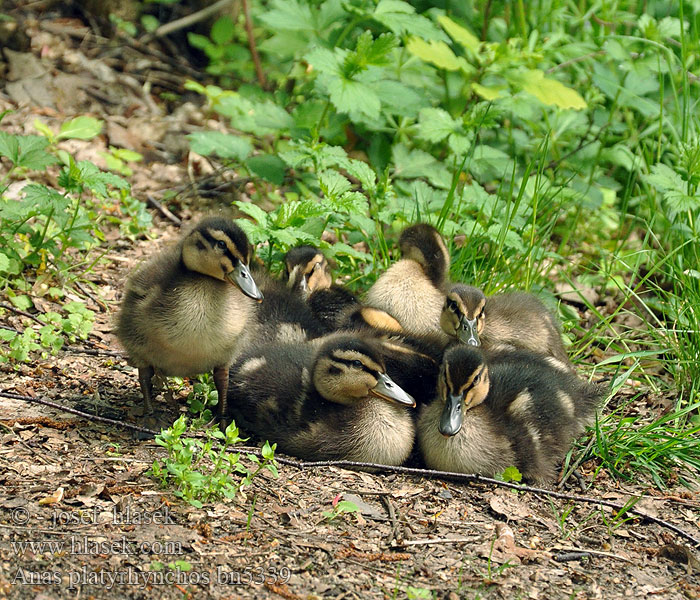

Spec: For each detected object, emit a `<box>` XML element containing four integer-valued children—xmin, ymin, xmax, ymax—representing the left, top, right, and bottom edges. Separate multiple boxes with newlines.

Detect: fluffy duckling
<box><xmin>365</xmin><ymin>224</ymin><xmax>450</xmax><ymax>335</ymax></box>
<box><xmin>285</xmin><ymin>245</ymin><xmax>333</xmax><ymax>296</ymax></box>
<box><xmin>440</xmin><ymin>283</ymin><xmax>570</xmax><ymax>365</ymax></box>
<box><xmin>284</xmin><ymin>246</ymin><xmax>403</xmax><ymax>335</ymax></box>
<box><xmin>116</xmin><ymin>216</ymin><xmax>263</xmax><ymax>420</ymax></box>
<box><xmin>227</xmin><ymin>333</ymin><xmax>416</xmax><ymax>464</ymax></box>
<box><xmin>417</xmin><ymin>346</ymin><xmax>603</xmax><ymax>484</ymax></box>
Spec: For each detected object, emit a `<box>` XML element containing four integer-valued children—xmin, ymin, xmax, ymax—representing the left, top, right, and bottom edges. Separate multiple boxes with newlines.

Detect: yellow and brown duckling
<box><xmin>365</xmin><ymin>223</ymin><xmax>451</xmax><ymax>335</ymax></box>
<box><xmin>284</xmin><ymin>245</ymin><xmax>403</xmax><ymax>335</ymax></box>
<box><xmin>227</xmin><ymin>333</ymin><xmax>416</xmax><ymax>464</ymax></box>
<box><xmin>417</xmin><ymin>345</ymin><xmax>603</xmax><ymax>484</ymax></box>
<box><xmin>440</xmin><ymin>283</ymin><xmax>570</xmax><ymax>365</ymax></box>
<box><xmin>116</xmin><ymin>216</ymin><xmax>263</xmax><ymax>421</ymax></box>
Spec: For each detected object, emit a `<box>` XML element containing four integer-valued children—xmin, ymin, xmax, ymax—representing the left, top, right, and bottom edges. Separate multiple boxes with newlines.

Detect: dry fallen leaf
<box><xmin>38</xmin><ymin>486</ymin><xmax>64</xmax><ymax>505</ymax></box>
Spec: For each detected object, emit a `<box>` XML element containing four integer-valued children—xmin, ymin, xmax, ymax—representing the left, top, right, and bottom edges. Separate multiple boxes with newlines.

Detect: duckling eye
<box><xmin>473</xmin><ymin>373</ymin><xmax>480</xmax><ymax>384</ymax></box>
<box><xmin>216</xmin><ymin>240</ymin><xmax>227</xmax><ymax>250</ymax></box>
<box><xmin>448</xmin><ymin>300</ymin><xmax>458</xmax><ymax>313</ymax></box>
<box><xmin>352</xmin><ymin>360</ymin><xmax>363</xmax><ymax>369</ymax></box>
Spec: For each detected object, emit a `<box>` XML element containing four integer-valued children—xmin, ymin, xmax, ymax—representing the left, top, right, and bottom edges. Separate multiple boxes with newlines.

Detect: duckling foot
<box><xmin>138</xmin><ymin>365</ymin><xmax>155</xmax><ymax>415</ymax></box>
<box><xmin>213</xmin><ymin>365</ymin><xmax>230</xmax><ymax>433</ymax></box>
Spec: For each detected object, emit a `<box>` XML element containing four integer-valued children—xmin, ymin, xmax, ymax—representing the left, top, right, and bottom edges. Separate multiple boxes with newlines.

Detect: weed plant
<box><xmin>180</xmin><ymin>0</ymin><xmax>699</xmax><ymax>488</ymax></box>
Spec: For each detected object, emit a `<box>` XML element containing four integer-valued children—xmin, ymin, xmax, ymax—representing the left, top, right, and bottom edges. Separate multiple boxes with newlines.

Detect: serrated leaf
<box><xmin>324</xmin><ymin>241</ymin><xmax>372</xmax><ymax>261</ymax></box>
<box><xmin>518</xmin><ymin>69</ymin><xmax>586</xmax><ymax>110</ymax></box>
<box><xmin>271</xmin><ymin>227</ymin><xmax>316</xmax><ymax>246</ymax></box>
<box><xmin>437</xmin><ymin>15</ymin><xmax>480</xmax><ymax>53</ymax></box>
<box><xmin>373</xmin><ymin>0</ymin><xmax>447</xmax><ymax>41</ymax></box>
<box><xmin>319</xmin><ymin>170</ymin><xmax>352</xmax><ymax>198</ymax></box>
<box><xmin>416</xmin><ymin>107</ymin><xmax>459</xmax><ymax>143</ymax></box>
<box><xmin>486</xmin><ymin>224</ymin><xmax>525</xmax><ymax>251</ymax></box>
<box><xmin>259</xmin><ymin>0</ymin><xmax>314</xmax><ymax>31</ymax></box>
<box><xmin>57</xmin><ymin>116</ymin><xmax>103</xmax><ymax>140</ymax></box>
<box><xmin>305</xmin><ymin>47</ymin><xmax>341</xmax><ymax>77</ymax></box>
<box><xmin>406</xmin><ymin>37</ymin><xmax>469</xmax><ymax>72</ymax></box>
<box><xmin>246</xmin><ymin>154</ymin><xmax>287</xmax><ymax>184</ymax></box>
<box><xmin>16</xmin><ymin>136</ymin><xmax>56</xmax><ymax>170</ymax></box>
<box><xmin>0</xmin><ymin>253</ymin><xmax>10</xmax><ymax>273</ymax></box>
<box><xmin>500</xmin><ymin>466</ymin><xmax>522</xmax><ymax>482</ymax></box>
<box><xmin>187</xmin><ymin>131</ymin><xmax>252</xmax><ymax>161</ymax></box>
<box><xmin>374</xmin><ymin>80</ymin><xmax>428</xmax><ymax>117</ymax></box>
<box><xmin>0</xmin><ymin>131</ymin><xmax>20</xmax><ymax>163</ymax></box>
<box><xmin>643</xmin><ymin>163</ymin><xmax>686</xmax><ymax>194</ymax></box>
<box><xmin>326</xmin><ymin>77</ymin><xmax>381</xmax><ymax>120</ymax></box>
<box><xmin>233</xmin><ymin>201</ymin><xmax>269</xmax><ymax>226</ymax></box>
<box><xmin>345</xmin><ymin>159</ymin><xmax>376</xmax><ymax>192</ymax></box>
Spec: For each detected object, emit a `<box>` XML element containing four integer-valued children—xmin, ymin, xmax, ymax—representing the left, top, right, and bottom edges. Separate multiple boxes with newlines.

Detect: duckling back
<box><xmin>365</xmin><ymin>224</ymin><xmax>450</xmax><ymax>336</ymax></box>
<box><xmin>483</xmin><ymin>293</ymin><xmax>569</xmax><ymax>364</ymax></box>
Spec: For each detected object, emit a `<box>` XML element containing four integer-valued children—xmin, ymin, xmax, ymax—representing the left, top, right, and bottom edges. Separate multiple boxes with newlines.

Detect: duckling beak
<box><xmin>457</xmin><ymin>317</ymin><xmax>480</xmax><ymax>347</ymax></box>
<box><xmin>370</xmin><ymin>373</ymin><xmax>416</xmax><ymax>407</ymax></box>
<box><xmin>229</xmin><ymin>262</ymin><xmax>264</xmax><ymax>302</ymax></box>
<box><xmin>439</xmin><ymin>393</ymin><xmax>464</xmax><ymax>436</ymax></box>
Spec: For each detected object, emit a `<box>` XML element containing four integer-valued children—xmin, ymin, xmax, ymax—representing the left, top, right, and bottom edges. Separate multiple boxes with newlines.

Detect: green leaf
<box><xmin>319</xmin><ymin>170</ymin><xmax>352</xmax><ymax>198</ymax></box>
<box><xmin>246</xmin><ymin>154</ymin><xmax>287</xmax><ymax>184</ymax></box>
<box><xmin>345</xmin><ymin>159</ymin><xmax>376</xmax><ymax>192</ymax></box>
<box><xmin>500</xmin><ymin>466</ymin><xmax>522</xmax><ymax>482</ymax></box>
<box><xmin>406</xmin><ymin>37</ymin><xmax>470</xmax><ymax>72</ymax></box>
<box><xmin>10</xmin><ymin>295</ymin><xmax>33</xmax><ymax>311</ymax></box>
<box><xmin>437</xmin><ymin>15</ymin><xmax>480</xmax><ymax>53</ymax></box>
<box><xmin>471</xmin><ymin>82</ymin><xmax>506</xmax><ymax>101</ymax></box>
<box><xmin>0</xmin><ymin>131</ymin><xmax>20</xmax><ymax>163</ymax></box>
<box><xmin>326</xmin><ymin>77</ymin><xmax>381</xmax><ymax>120</ymax></box>
<box><xmin>16</xmin><ymin>136</ymin><xmax>57</xmax><ymax>170</ymax></box>
<box><xmin>211</xmin><ymin>16</ymin><xmax>235</xmax><ymax>45</ymax></box>
<box><xmin>141</xmin><ymin>14</ymin><xmax>159</xmax><ymax>33</ymax></box>
<box><xmin>416</xmin><ymin>108</ymin><xmax>459</xmax><ymax>143</ymax></box>
<box><xmin>334</xmin><ymin>500</ymin><xmax>358</xmax><ymax>513</ymax></box>
<box><xmin>373</xmin><ymin>0</ymin><xmax>447</xmax><ymax>41</ymax></box>
<box><xmin>57</xmin><ymin>116</ymin><xmax>103</xmax><ymax>140</ymax></box>
<box><xmin>0</xmin><ymin>253</ymin><xmax>10</xmax><ymax>273</ymax></box>
<box><xmin>517</xmin><ymin>70</ymin><xmax>587</xmax><ymax>110</ymax></box>
<box><xmin>643</xmin><ymin>164</ymin><xmax>685</xmax><ymax>194</ymax></box>
<box><xmin>233</xmin><ymin>201</ymin><xmax>269</xmax><ymax>226</ymax></box>
<box><xmin>258</xmin><ymin>0</ymin><xmax>314</xmax><ymax>32</ymax></box>
<box><xmin>187</xmin><ymin>131</ymin><xmax>252</xmax><ymax>160</ymax></box>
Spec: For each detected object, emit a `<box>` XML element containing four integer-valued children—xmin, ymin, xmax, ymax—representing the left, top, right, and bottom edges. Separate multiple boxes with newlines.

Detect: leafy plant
<box><xmin>150</xmin><ymin>416</ymin><xmax>278</xmax><ymax>508</ymax></box>
<box><xmin>322</xmin><ymin>495</ymin><xmax>359</xmax><ymax>522</ymax></box>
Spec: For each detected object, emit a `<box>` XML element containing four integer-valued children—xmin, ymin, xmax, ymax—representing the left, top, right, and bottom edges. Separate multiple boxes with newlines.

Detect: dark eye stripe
<box><xmin>200</xmin><ymin>229</ymin><xmax>241</xmax><ymax>265</ymax></box>
<box><xmin>331</xmin><ymin>357</ymin><xmax>377</xmax><ymax>375</ymax></box>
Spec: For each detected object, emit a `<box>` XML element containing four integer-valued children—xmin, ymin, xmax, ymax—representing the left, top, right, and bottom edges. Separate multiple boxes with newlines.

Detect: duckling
<box><xmin>417</xmin><ymin>346</ymin><xmax>603</xmax><ymax>484</ymax></box>
<box><xmin>227</xmin><ymin>333</ymin><xmax>416</xmax><ymax>464</ymax></box>
<box><xmin>116</xmin><ymin>216</ymin><xmax>263</xmax><ymax>421</ymax></box>
<box><xmin>285</xmin><ymin>245</ymin><xmax>333</xmax><ymax>296</ymax></box>
<box><xmin>284</xmin><ymin>245</ymin><xmax>398</xmax><ymax>335</ymax></box>
<box><xmin>440</xmin><ymin>283</ymin><xmax>570</xmax><ymax>366</ymax></box>
<box><xmin>365</xmin><ymin>223</ymin><xmax>451</xmax><ymax>335</ymax></box>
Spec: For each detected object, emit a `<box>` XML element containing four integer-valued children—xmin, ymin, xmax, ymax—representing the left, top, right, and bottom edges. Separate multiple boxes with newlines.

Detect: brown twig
<box><xmin>145</xmin><ymin>0</ymin><xmax>235</xmax><ymax>40</ymax></box>
<box><xmin>146</xmin><ymin>194</ymin><xmax>182</xmax><ymax>226</ymax></box>
<box><xmin>0</xmin><ymin>390</ymin><xmax>157</xmax><ymax>436</ymax></box>
<box><xmin>74</xmin><ymin>280</ymin><xmax>108</xmax><ymax>312</ymax></box>
<box><xmin>3</xmin><ymin>390</ymin><xmax>698</xmax><ymax>547</ymax></box>
<box><xmin>242</xmin><ymin>0</ymin><xmax>266</xmax><ymax>89</ymax></box>
<box><xmin>0</xmin><ymin>302</ymin><xmax>46</xmax><ymax>327</ymax></box>
<box><xmin>394</xmin><ymin>536</ymin><xmax>480</xmax><ymax>547</ymax></box>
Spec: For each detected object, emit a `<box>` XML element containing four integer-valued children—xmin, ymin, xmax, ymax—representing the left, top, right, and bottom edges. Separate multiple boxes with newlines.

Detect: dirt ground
<box><xmin>1</xmin><ymin>4</ymin><xmax>699</xmax><ymax>599</ymax></box>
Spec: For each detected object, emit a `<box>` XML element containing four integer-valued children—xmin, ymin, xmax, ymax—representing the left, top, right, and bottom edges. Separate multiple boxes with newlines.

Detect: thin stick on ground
<box><xmin>3</xmin><ymin>389</ymin><xmax>699</xmax><ymax>547</ymax></box>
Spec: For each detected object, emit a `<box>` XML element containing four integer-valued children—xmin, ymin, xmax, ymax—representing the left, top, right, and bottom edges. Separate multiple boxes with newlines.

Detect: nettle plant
<box><xmin>185</xmin><ymin>1</ymin><xmax>597</xmax><ymax>290</ymax></box>
<box><xmin>0</xmin><ymin>113</ymin><xmax>151</xmax><ymax>362</ymax></box>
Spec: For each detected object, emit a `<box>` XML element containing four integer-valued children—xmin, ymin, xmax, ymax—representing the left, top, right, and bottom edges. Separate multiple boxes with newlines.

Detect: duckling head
<box><xmin>312</xmin><ymin>335</ymin><xmax>416</xmax><ymax>407</ymax></box>
<box><xmin>437</xmin><ymin>345</ymin><xmax>490</xmax><ymax>436</ymax></box>
<box><xmin>399</xmin><ymin>223</ymin><xmax>450</xmax><ymax>287</ymax></box>
<box><xmin>181</xmin><ymin>217</ymin><xmax>263</xmax><ymax>301</ymax></box>
<box><xmin>440</xmin><ymin>284</ymin><xmax>486</xmax><ymax>346</ymax></box>
<box><xmin>285</xmin><ymin>246</ymin><xmax>332</xmax><ymax>295</ymax></box>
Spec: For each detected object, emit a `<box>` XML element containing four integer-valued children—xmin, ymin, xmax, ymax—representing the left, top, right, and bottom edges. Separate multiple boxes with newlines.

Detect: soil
<box><xmin>1</xmin><ymin>3</ymin><xmax>699</xmax><ymax>599</ymax></box>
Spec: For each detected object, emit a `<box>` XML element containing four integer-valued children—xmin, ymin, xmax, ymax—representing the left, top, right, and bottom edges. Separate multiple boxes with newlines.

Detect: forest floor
<box><xmin>1</xmin><ymin>6</ymin><xmax>699</xmax><ymax>600</ymax></box>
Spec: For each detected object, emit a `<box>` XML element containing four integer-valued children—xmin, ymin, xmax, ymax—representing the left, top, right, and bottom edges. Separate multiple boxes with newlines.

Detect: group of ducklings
<box><xmin>116</xmin><ymin>216</ymin><xmax>604</xmax><ymax>484</ymax></box>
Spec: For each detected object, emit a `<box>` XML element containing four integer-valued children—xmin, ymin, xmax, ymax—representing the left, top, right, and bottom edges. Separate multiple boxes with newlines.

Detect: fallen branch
<box><xmin>2</xmin><ymin>389</ymin><xmax>698</xmax><ymax>547</ymax></box>
<box><xmin>146</xmin><ymin>194</ymin><xmax>182</xmax><ymax>226</ymax></box>
<box><xmin>146</xmin><ymin>0</ymin><xmax>235</xmax><ymax>40</ymax></box>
